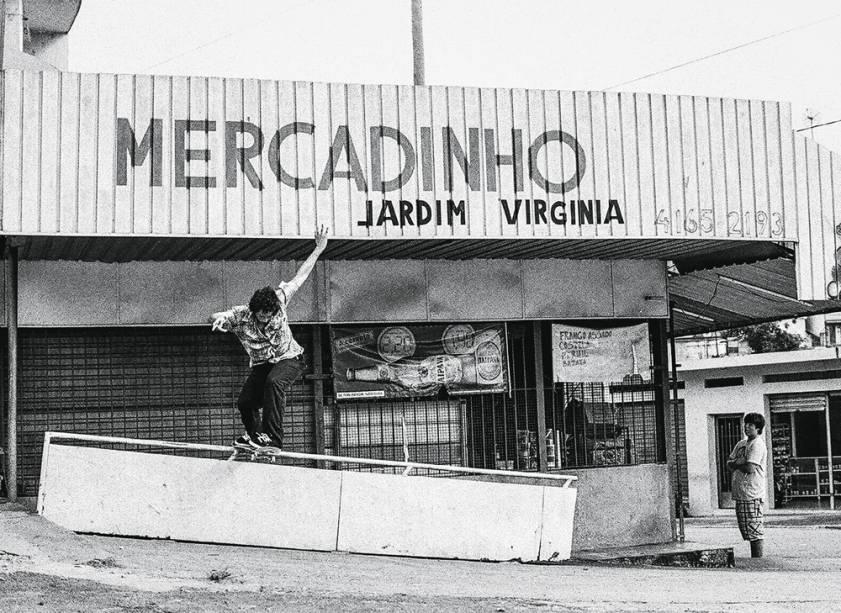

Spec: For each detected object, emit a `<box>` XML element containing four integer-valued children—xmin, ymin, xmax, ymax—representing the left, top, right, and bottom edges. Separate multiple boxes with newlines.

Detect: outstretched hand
<box><xmin>211</xmin><ymin>315</ymin><xmax>228</xmax><ymax>333</ymax></box>
<box><xmin>315</xmin><ymin>224</ymin><xmax>329</xmax><ymax>251</ymax></box>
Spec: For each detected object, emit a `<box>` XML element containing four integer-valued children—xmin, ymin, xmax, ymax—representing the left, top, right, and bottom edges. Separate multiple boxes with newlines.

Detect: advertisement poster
<box><xmin>332</xmin><ymin>324</ymin><xmax>509</xmax><ymax>399</ymax></box>
<box><xmin>552</xmin><ymin>323</ymin><xmax>650</xmax><ymax>383</ymax></box>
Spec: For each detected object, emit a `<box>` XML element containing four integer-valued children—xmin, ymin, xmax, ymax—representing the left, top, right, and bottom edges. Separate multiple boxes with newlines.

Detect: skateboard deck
<box><xmin>228</xmin><ymin>445</ymin><xmax>283</xmax><ymax>463</ymax></box>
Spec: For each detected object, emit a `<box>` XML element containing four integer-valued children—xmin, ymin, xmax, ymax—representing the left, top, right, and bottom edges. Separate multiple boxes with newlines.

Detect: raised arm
<box><xmin>287</xmin><ymin>225</ymin><xmax>329</xmax><ymax>291</ymax></box>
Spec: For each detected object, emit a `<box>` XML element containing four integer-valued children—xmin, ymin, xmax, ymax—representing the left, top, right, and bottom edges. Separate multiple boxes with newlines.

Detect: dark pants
<box><xmin>237</xmin><ymin>355</ymin><xmax>305</xmax><ymax>446</ymax></box>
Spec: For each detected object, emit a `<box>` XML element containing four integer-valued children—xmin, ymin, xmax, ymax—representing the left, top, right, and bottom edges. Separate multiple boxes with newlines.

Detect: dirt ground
<box><xmin>1</xmin><ymin>572</ymin><xmax>573</xmax><ymax>613</ymax></box>
<box><xmin>3</xmin><ymin>507</ymin><xmax>841</xmax><ymax>612</ymax></box>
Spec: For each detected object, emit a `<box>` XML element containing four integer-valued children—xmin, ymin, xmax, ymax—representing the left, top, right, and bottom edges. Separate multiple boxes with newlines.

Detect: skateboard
<box><xmin>228</xmin><ymin>445</ymin><xmax>283</xmax><ymax>463</ymax></box>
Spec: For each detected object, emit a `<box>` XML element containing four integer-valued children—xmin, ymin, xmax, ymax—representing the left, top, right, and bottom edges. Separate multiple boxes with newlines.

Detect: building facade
<box><xmin>2</xmin><ymin>0</ymin><xmax>841</xmax><ymax>552</ymax></box>
<box><xmin>679</xmin><ymin>348</ymin><xmax>841</xmax><ymax>515</ymax></box>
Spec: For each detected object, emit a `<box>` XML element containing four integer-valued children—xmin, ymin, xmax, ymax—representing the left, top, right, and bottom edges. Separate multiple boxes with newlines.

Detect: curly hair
<box><xmin>249</xmin><ymin>286</ymin><xmax>281</xmax><ymax>314</ymax></box>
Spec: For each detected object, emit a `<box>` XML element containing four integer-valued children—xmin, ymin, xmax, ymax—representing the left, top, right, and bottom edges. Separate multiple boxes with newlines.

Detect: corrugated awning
<box><xmin>10</xmin><ymin>234</ymin><xmax>790</xmax><ymax>264</ymax></box>
<box><xmin>669</xmin><ymin>258</ymin><xmax>841</xmax><ymax>336</ymax></box>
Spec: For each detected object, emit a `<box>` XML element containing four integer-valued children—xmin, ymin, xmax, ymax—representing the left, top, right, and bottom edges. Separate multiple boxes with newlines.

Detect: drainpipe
<box><xmin>669</xmin><ymin>301</ymin><xmax>685</xmax><ymax>541</ymax></box>
<box><xmin>5</xmin><ymin>242</ymin><xmax>18</xmax><ymax>502</ymax></box>
<box><xmin>411</xmin><ymin>0</ymin><xmax>425</xmax><ymax>86</ymax></box>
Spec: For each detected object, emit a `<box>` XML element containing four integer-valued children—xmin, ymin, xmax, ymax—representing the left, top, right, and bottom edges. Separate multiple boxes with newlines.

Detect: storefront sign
<box><xmin>552</xmin><ymin>323</ymin><xmax>650</xmax><ymax>383</ymax></box>
<box><xmin>0</xmin><ymin>70</ymin><xmax>797</xmax><ymax>244</ymax></box>
<box><xmin>332</xmin><ymin>323</ymin><xmax>508</xmax><ymax>399</ymax></box>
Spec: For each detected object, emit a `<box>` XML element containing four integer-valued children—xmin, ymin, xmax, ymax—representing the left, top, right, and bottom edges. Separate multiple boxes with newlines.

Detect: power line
<box><xmin>140</xmin><ymin>0</ymin><xmax>319</xmax><ymax>72</ymax></box>
<box><xmin>795</xmin><ymin>117</ymin><xmax>841</xmax><ymax>132</ymax></box>
<box><xmin>604</xmin><ymin>13</ymin><xmax>841</xmax><ymax>91</ymax></box>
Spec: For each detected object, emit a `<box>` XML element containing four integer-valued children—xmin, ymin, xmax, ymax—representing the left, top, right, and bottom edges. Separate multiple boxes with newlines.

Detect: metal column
<box><xmin>533</xmin><ymin>322</ymin><xmax>549</xmax><ymax>473</ymax></box>
<box><xmin>4</xmin><ymin>243</ymin><xmax>18</xmax><ymax>501</ymax></box>
<box><xmin>653</xmin><ymin>317</ymin><xmax>679</xmax><ymax>542</ymax></box>
<box><xmin>311</xmin><ymin>325</ymin><xmax>326</xmax><ymax>469</ymax></box>
<box><xmin>824</xmin><ymin>394</ymin><xmax>834</xmax><ymax>510</ymax></box>
<box><xmin>667</xmin><ymin>304</ymin><xmax>685</xmax><ymax>541</ymax></box>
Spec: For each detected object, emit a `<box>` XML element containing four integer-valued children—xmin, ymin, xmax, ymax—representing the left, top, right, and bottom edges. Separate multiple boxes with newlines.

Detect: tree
<box><xmin>731</xmin><ymin>322</ymin><xmax>804</xmax><ymax>353</ymax></box>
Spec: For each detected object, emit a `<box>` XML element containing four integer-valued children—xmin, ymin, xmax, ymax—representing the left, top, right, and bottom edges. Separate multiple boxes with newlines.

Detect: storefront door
<box><xmin>715</xmin><ymin>414</ymin><xmax>743</xmax><ymax>508</ymax></box>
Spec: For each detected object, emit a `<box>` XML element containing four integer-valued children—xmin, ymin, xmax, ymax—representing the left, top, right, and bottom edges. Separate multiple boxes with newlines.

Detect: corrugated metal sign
<box><xmin>792</xmin><ymin>134</ymin><xmax>841</xmax><ymax>301</ymax></box>
<box><xmin>0</xmin><ymin>69</ymin><xmax>798</xmax><ymax>243</ymax></box>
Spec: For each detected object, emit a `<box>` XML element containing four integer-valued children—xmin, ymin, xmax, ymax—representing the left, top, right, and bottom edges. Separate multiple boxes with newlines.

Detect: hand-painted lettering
<box><xmin>115</xmin><ymin>118</ymin><xmax>589</xmax><ymax>197</ymax></box>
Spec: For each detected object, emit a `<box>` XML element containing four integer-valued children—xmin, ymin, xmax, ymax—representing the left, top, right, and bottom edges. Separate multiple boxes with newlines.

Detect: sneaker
<box><xmin>234</xmin><ymin>433</ymin><xmax>259</xmax><ymax>450</ymax></box>
<box><xmin>254</xmin><ymin>432</ymin><xmax>280</xmax><ymax>449</ymax></box>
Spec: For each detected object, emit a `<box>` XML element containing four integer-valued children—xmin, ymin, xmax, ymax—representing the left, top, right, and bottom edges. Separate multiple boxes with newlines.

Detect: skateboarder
<box><xmin>726</xmin><ymin>412</ymin><xmax>768</xmax><ymax>558</ymax></box>
<box><xmin>210</xmin><ymin>226</ymin><xmax>329</xmax><ymax>451</ymax></box>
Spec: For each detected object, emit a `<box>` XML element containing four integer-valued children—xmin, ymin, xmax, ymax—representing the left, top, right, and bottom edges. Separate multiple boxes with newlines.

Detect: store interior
<box><xmin>771</xmin><ymin>396</ymin><xmax>841</xmax><ymax>509</ymax></box>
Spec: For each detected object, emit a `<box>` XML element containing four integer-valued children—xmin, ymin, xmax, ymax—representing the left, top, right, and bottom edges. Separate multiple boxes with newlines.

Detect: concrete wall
<box><xmin>11</xmin><ymin>258</ymin><xmax>667</xmax><ymax>326</ymax></box>
<box><xmin>38</xmin><ymin>443</ymin><xmax>577</xmax><ymax>562</ymax></box>
<box><xmin>679</xmin><ymin>348</ymin><xmax>841</xmax><ymax>515</ymax></box>
<box><xmin>562</xmin><ymin>463</ymin><xmax>673</xmax><ymax>551</ymax></box>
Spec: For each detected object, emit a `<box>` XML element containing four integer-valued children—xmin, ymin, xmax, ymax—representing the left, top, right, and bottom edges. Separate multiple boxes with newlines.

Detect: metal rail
<box><xmin>43</xmin><ymin>431</ymin><xmax>577</xmax><ymax>487</ymax></box>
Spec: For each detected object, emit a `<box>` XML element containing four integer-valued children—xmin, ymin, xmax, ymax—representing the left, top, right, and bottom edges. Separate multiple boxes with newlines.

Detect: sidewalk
<box><xmin>3</xmin><ymin>504</ymin><xmax>841</xmax><ymax>611</ymax></box>
<box><xmin>685</xmin><ymin>510</ymin><xmax>841</xmax><ymax>527</ymax></box>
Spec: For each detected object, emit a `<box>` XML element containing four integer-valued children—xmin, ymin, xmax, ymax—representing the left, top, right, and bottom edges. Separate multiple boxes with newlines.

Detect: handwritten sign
<box><xmin>552</xmin><ymin>323</ymin><xmax>650</xmax><ymax>383</ymax></box>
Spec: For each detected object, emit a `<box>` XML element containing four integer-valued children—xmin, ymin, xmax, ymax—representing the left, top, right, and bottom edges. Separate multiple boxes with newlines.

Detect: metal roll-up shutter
<box><xmin>11</xmin><ymin>326</ymin><xmax>319</xmax><ymax>497</ymax></box>
<box><xmin>769</xmin><ymin>393</ymin><xmax>827</xmax><ymax>413</ymax></box>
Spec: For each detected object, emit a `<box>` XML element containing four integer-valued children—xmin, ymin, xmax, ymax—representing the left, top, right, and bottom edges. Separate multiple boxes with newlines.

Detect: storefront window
<box><xmin>330</xmin><ymin>321</ymin><xmax>665</xmax><ymax>474</ymax></box>
<box><xmin>770</xmin><ymin>393</ymin><xmax>841</xmax><ymax>509</ymax></box>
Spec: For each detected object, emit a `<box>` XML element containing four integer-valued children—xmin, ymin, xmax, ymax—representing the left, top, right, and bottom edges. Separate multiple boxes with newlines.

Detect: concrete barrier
<box><xmin>38</xmin><ymin>435</ymin><xmax>577</xmax><ymax>562</ymax></box>
<box><xmin>337</xmin><ymin>470</ymin><xmax>553</xmax><ymax>560</ymax></box>
<box><xmin>39</xmin><ymin>444</ymin><xmax>342</xmax><ymax>551</ymax></box>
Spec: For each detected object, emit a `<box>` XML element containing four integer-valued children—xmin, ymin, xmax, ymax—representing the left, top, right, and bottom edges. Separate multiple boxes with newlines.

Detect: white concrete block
<box><xmin>40</xmin><ymin>445</ymin><xmax>342</xmax><ymax>551</ymax></box>
<box><xmin>538</xmin><ymin>486</ymin><xmax>577</xmax><ymax>561</ymax></box>
<box><xmin>337</xmin><ymin>471</ymin><xmax>546</xmax><ymax>561</ymax></box>
<box><xmin>40</xmin><ymin>443</ymin><xmax>577</xmax><ymax>562</ymax></box>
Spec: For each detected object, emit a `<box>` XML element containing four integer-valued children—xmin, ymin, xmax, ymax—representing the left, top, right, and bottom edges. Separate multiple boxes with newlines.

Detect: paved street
<box><xmin>2</xmin><ymin>506</ymin><xmax>841</xmax><ymax>611</ymax></box>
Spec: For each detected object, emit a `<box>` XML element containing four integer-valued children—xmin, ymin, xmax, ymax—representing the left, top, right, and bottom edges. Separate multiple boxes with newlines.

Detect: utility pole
<box><xmin>411</xmin><ymin>0</ymin><xmax>425</xmax><ymax>86</ymax></box>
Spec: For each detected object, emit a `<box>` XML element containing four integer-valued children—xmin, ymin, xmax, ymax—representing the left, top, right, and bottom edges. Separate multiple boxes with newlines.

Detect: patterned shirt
<box><xmin>729</xmin><ymin>435</ymin><xmax>767</xmax><ymax>502</ymax></box>
<box><xmin>216</xmin><ymin>281</ymin><xmax>303</xmax><ymax>367</ymax></box>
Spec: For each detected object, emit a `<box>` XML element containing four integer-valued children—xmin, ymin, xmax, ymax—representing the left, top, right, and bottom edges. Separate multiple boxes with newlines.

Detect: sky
<box><xmin>67</xmin><ymin>0</ymin><xmax>841</xmax><ymax>151</ymax></box>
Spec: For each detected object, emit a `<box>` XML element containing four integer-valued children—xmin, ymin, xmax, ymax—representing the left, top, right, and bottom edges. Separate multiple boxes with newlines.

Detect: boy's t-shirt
<box><xmin>729</xmin><ymin>435</ymin><xmax>767</xmax><ymax>501</ymax></box>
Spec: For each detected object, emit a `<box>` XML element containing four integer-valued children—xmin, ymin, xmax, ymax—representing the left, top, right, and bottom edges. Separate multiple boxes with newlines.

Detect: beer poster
<box><xmin>331</xmin><ymin>324</ymin><xmax>509</xmax><ymax>399</ymax></box>
<box><xmin>551</xmin><ymin>323</ymin><xmax>650</xmax><ymax>383</ymax></box>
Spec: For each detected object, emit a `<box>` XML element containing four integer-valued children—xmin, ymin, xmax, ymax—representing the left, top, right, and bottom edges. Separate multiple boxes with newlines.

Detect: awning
<box><xmin>8</xmin><ymin>234</ymin><xmax>792</xmax><ymax>263</ymax></box>
<box><xmin>669</xmin><ymin>258</ymin><xmax>841</xmax><ymax>336</ymax></box>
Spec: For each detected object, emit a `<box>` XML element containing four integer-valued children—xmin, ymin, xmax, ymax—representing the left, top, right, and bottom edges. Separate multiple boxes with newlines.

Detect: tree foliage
<box><xmin>731</xmin><ymin>322</ymin><xmax>804</xmax><ymax>353</ymax></box>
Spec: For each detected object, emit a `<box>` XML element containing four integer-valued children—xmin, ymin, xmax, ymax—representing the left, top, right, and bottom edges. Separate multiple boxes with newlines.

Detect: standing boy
<box><xmin>210</xmin><ymin>226</ymin><xmax>328</xmax><ymax>450</ymax></box>
<box><xmin>726</xmin><ymin>412</ymin><xmax>768</xmax><ymax>558</ymax></box>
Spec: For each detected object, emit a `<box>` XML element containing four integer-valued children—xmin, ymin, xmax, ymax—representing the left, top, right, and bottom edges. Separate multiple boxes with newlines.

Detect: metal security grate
<box><xmin>7</xmin><ymin>326</ymin><xmax>318</xmax><ymax>497</ymax></box>
<box><xmin>462</xmin><ymin>388</ymin><xmax>539</xmax><ymax>471</ymax></box>
<box><xmin>542</xmin><ymin>382</ymin><xmax>661</xmax><ymax>469</ymax></box>
<box><xmin>716</xmin><ymin>415</ymin><xmax>744</xmax><ymax>495</ymax></box>
<box><xmin>331</xmin><ymin>398</ymin><xmax>466</xmax><ymax>476</ymax></box>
